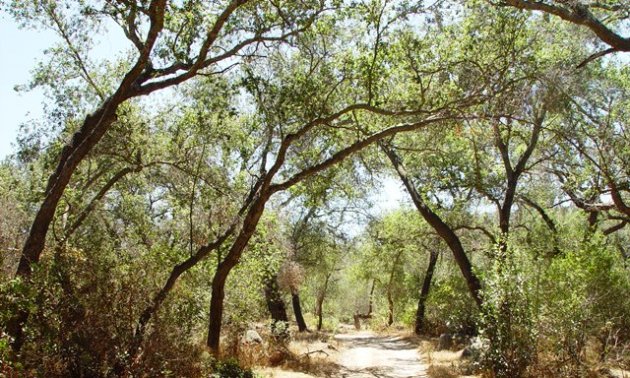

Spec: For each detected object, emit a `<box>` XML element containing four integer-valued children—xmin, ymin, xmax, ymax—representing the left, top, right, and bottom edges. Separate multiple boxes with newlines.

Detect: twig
<box><xmin>301</xmin><ymin>349</ymin><xmax>330</xmax><ymax>359</ymax></box>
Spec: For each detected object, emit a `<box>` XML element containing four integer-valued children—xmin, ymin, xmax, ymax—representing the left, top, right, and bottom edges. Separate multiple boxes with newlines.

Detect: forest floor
<box><xmin>259</xmin><ymin>327</ymin><xmax>630</xmax><ymax>378</ymax></box>
<box><xmin>262</xmin><ymin>329</ymin><xmax>433</xmax><ymax>378</ymax></box>
<box><xmin>334</xmin><ymin>331</ymin><xmax>428</xmax><ymax>377</ymax></box>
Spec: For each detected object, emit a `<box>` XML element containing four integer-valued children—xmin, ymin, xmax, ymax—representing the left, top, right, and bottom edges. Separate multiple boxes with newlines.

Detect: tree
<box><xmin>357</xmin><ymin>208</ymin><xmax>433</xmax><ymax>327</ymax></box>
<box><xmin>380</xmin><ymin>143</ymin><xmax>484</xmax><ymax>307</ymax></box>
<box><xmin>415</xmin><ymin>241</ymin><xmax>440</xmax><ymax>334</ymax></box>
<box><xmin>550</xmin><ymin>63</ymin><xmax>630</xmax><ymax>238</ymax></box>
<box><xmin>5</xmin><ymin>0</ymin><xmax>327</xmax><ymax>350</ymax></box>
<box><xmin>200</xmin><ymin>0</ymin><xmax>484</xmax><ymax>353</ymax></box>
<box><xmin>494</xmin><ymin>0</ymin><xmax>630</xmax><ymax>67</ymax></box>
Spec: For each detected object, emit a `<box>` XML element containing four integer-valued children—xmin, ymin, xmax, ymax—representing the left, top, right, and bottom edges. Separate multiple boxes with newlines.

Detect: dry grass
<box><xmin>427</xmin><ymin>365</ymin><xmax>459</xmax><ymax>378</ymax></box>
<box><xmin>216</xmin><ymin>327</ymin><xmax>343</xmax><ymax>377</ymax></box>
<box><xmin>280</xmin><ymin>333</ymin><xmax>341</xmax><ymax>377</ymax></box>
<box><xmin>418</xmin><ymin>336</ymin><xmax>482</xmax><ymax>378</ymax></box>
<box><xmin>257</xmin><ymin>367</ymin><xmax>319</xmax><ymax>378</ymax></box>
<box><xmin>419</xmin><ymin>338</ymin><xmax>462</xmax><ymax>364</ymax></box>
<box><xmin>281</xmin><ymin>355</ymin><xmax>341</xmax><ymax>377</ymax></box>
<box><xmin>291</xmin><ymin>330</ymin><xmax>334</xmax><ymax>344</ymax></box>
<box><xmin>216</xmin><ymin>323</ymin><xmax>350</xmax><ymax>376</ymax></box>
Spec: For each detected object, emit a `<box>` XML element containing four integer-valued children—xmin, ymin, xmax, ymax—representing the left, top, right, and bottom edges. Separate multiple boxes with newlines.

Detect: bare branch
<box><xmin>270</xmin><ymin>114</ymin><xmax>456</xmax><ymax>194</ymax></box>
<box><xmin>498</xmin><ymin>0</ymin><xmax>630</xmax><ymax>52</ymax></box>
<box><xmin>577</xmin><ymin>47</ymin><xmax>619</xmax><ymax>68</ymax></box>
<box><xmin>455</xmin><ymin>225</ymin><xmax>497</xmax><ymax>244</ymax></box>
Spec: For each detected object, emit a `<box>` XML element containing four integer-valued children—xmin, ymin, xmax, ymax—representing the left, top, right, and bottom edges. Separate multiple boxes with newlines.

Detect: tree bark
<box><xmin>381</xmin><ymin>143</ymin><xmax>483</xmax><ymax>308</ymax></box>
<box><xmin>8</xmin><ymin>106</ymin><xmax>120</xmax><ymax>351</ymax></box>
<box><xmin>206</xmin><ymin>193</ymin><xmax>270</xmax><ymax>355</ymax></box>
<box><xmin>17</xmin><ymin>107</ymin><xmax>118</xmax><ymax>280</ymax></box>
<box><xmin>264</xmin><ymin>274</ymin><xmax>289</xmax><ymax>335</ymax></box>
<box><xmin>316</xmin><ymin>300</ymin><xmax>324</xmax><ymax>331</ymax></box>
<box><xmin>207</xmin><ymin>270</ymin><xmax>228</xmax><ymax>355</ymax></box>
<box><xmin>368</xmin><ymin>279</ymin><xmax>376</xmax><ymax>315</ymax></box>
<box><xmin>415</xmin><ymin>248</ymin><xmax>439</xmax><ymax>335</ymax></box>
<box><xmin>315</xmin><ymin>275</ymin><xmax>330</xmax><ymax>331</ymax></box>
<box><xmin>387</xmin><ymin>293</ymin><xmax>394</xmax><ymax>327</ymax></box>
<box><xmin>292</xmin><ymin>289</ymin><xmax>308</xmax><ymax>332</ymax></box>
<box><xmin>386</xmin><ymin>251</ymin><xmax>403</xmax><ymax>327</ymax></box>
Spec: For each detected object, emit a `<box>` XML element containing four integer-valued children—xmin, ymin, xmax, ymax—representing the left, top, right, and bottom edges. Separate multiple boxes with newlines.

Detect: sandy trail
<box><xmin>334</xmin><ymin>331</ymin><xmax>427</xmax><ymax>378</ymax></box>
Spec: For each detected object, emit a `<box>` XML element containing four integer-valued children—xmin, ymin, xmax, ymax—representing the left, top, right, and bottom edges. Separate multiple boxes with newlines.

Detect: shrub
<box><xmin>426</xmin><ymin>364</ymin><xmax>458</xmax><ymax>378</ymax></box>
<box><xmin>538</xmin><ymin>236</ymin><xmax>630</xmax><ymax>371</ymax></box>
<box><xmin>212</xmin><ymin>358</ymin><xmax>255</xmax><ymax>378</ymax></box>
<box><xmin>425</xmin><ymin>267</ymin><xmax>479</xmax><ymax>336</ymax></box>
<box><xmin>479</xmin><ymin>244</ymin><xmax>537</xmax><ymax>378</ymax></box>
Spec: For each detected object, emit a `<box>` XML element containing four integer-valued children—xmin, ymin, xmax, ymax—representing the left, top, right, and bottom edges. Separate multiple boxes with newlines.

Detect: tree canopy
<box><xmin>1</xmin><ymin>1</ymin><xmax>630</xmax><ymax>377</ymax></box>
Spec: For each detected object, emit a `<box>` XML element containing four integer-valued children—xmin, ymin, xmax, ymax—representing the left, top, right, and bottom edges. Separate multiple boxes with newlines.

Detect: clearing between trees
<box><xmin>267</xmin><ymin>330</ymin><xmax>441</xmax><ymax>378</ymax></box>
<box><xmin>335</xmin><ymin>331</ymin><xmax>427</xmax><ymax>378</ymax></box>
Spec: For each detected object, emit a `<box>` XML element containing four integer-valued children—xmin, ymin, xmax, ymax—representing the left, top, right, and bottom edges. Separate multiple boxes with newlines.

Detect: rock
<box><xmin>469</xmin><ymin>336</ymin><xmax>489</xmax><ymax>351</ymax></box>
<box><xmin>460</xmin><ymin>336</ymin><xmax>490</xmax><ymax>361</ymax></box>
<box><xmin>599</xmin><ymin>368</ymin><xmax>630</xmax><ymax>378</ymax></box>
<box><xmin>437</xmin><ymin>333</ymin><xmax>453</xmax><ymax>351</ymax></box>
<box><xmin>598</xmin><ymin>368</ymin><xmax>616</xmax><ymax>378</ymax></box>
<box><xmin>461</xmin><ymin>347</ymin><xmax>473</xmax><ymax>358</ymax></box>
<box><xmin>242</xmin><ymin>330</ymin><xmax>263</xmax><ymax>344</ymax></box>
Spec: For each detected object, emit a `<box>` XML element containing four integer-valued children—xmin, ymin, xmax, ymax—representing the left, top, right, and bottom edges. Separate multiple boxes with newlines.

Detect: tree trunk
<box><xmin>368</xmin><ymin>279</ymin><xmax>376</xmax><ymax>315</ymax></box>
<box><xmin>292</xmin><ymin>289</ymin><xmax>308</xmax><ymax>332</ymax></box>
<box><xmin>207</xmin><ymin>269</ymin><xmax>228</xmax><ymax>355</ymax></box>
<box><xmin>17</xmin><ymin>106</ymin><xmax>119</xmax><ymax>280</ymax></box>
<box><xmin>386</xmin><ymin>252</ymin><xmax>402</xmax><ymax>327</ymax></box>
<box><xmin>497</xmin><ymin>177</ymin><xmax>518</xmax><ymax>260</ymax></box>
<box><xmin>315</xmin><ymin>274</ymin><xmax>330</xmax><ymax>331</ymax></box>
<box><xmin>381</xmin><ymin>143</ymin><xmax>483</xmax><ymax>308</ymax></box>
<box><xmin>415</xmin><ymin>248</ymin><xmax>439</xmax><ymax>335</ymax></box>
<box><xmin>387</xmin><ymin>292</ymin><xmax>394</xmax><ymax>327</ymax></box>
<box><xmin>206</xmin><ymin>194</ymin><xmax>270</xmax><ymax>355</ymax></box>
<box><xmin>316</xmin><ymin>301</ymin><xmax>324</xmax><ymax>331</ymax></box>
<box><xmin>264</xmin><ymin>274</ymin><xmax>289</xmax><ymax>335</ymax></box>
<box><xmin>128</xmin><ymin>228</ymin><xmax>233</xmax><ymax>360</ymax></box>
<box><xmin>8</xmin><ymin>105</ymin><xmax>120</xmax><ymax>351</ymax></box>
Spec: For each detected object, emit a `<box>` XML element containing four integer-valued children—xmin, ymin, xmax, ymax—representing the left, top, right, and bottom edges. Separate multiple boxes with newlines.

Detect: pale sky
<box><xmin>0</xmin><ymin>16</ymin><xmax>54</xmax><ymax>159</ymax></box>
<box><xmin>0</xmin><ymin>13</ymin><xmax>129</xmax><ymax>160</ymax></box>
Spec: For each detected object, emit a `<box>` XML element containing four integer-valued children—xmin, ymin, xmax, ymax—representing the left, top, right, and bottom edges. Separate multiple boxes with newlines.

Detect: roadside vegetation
<box><xmin>1</xmin><ymin>1</ymin><xmax>629</xmax><ymax>377</ymax></box>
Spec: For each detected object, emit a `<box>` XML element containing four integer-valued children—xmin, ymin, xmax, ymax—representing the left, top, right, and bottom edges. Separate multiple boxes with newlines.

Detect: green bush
<box><xmin>425</xmin><ymin>268</ymin><xmax>479</xmax><ymax>335</ymax></box>
<box><xmin>538</xmin><ymin>236</ymin><xmax>630</xmax><ymax>370</ymax></box>
<box><xmin>478</xmin><ymin>244</ymin><xmax>537</xmax><ymax>378</ymax></box>
<box><xmin>212</xmin><ymin>358</ymin><xmax>255</xmax><ymax>378</ymax></box>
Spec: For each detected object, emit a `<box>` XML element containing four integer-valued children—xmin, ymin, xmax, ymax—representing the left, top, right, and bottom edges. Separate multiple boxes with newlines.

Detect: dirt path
<box><xmin>334</xmin><ymin>331</ymin><xmax>427</xmax><ymax>378</ymax></box>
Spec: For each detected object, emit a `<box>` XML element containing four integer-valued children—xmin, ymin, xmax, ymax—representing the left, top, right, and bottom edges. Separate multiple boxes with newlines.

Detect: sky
<box><xmin>0</xmin><ymin>12</ymin><xmax>407</xmax><ymax>212</ymax></box>
<box><xmin>0</xmin><ymin>13</ymin><xmax>129</xmax><ymax>160</ymax></box>
<box><xmin>0</xmin><ymin>16</ymin><xmax>55</xmax><ymax>159</ymax></box>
